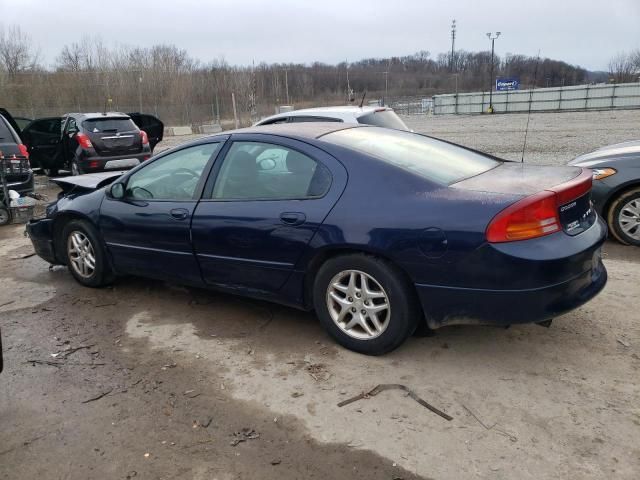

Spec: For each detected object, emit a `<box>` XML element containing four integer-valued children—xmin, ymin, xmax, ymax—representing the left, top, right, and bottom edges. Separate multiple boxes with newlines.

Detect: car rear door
<box><xmin>128</xmin><ymin>113</ymin><xmax>164</xmax><ymax>152</ymax></box>
<box><xmin>99</xmin><ymin>140</ymin><xmax>225</xmax><ymax>284</ymax></box>
<box><xmin>21</xmin><ymin>117</ymin><xmax>63</xmax><ymax>170</ymax></box>
<box><xmin>191</xmin><ymin>133</ymin><xmax>347</xmax><ymax>295</ymax></box>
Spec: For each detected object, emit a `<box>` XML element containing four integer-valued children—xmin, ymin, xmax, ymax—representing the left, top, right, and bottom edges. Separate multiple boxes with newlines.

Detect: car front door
<box><xmin>191</xmin><ymin>134</ymin><xmax>347</xmax><ymax>295</ymax></box>
<box><xmin>21</xmin><ymin>117</ymin><xmax>63</xmax><ymax>170</ymax></box>
<box><xmin>99</xmin><ymin>140</ymin><xmax>225</xmax><ymax>284</ymax></box>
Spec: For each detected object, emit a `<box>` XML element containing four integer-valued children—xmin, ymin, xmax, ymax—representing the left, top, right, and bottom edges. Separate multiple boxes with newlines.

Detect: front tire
<box><xmin>608</xmin><ymin>187</ymin><xmax>640</xmax><ymax>246</ymax></box>
<box><xmin>62</xmin><ymin>220</ymin><xmax>113</xmax><ymax>287</ymax></box>
<box><xmin>43</xmin><ymin>167</ymin><xmax>59</xmax><ymax>177</ymax></box>
<box><xmin>313</xmin><ymin>254</ymin><xmax>419</xmax><ymax>355</ymax></box>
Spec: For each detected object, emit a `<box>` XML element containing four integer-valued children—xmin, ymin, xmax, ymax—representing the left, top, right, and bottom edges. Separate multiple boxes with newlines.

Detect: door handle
<box><xmin>280</xmin><ymin>212</ymin><xmax>306</xmax><ymax>226</ymax></box>
<box><xmin>170</xmin><ymin>208</ymin><xmax>189</xmax><ymax>220</ymax></box>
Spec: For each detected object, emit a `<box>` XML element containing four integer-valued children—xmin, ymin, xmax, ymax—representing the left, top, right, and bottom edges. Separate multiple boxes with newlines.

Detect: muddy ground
<box><xmin>1</xmin><ymin>110</ymin><xmax>640</xmax><ymax>480</ymax></box>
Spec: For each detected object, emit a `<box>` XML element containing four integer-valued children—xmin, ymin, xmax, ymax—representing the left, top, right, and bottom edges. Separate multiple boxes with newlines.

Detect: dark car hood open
<box><xmin>51</xmin><ymin>171</ymin><xmax>125</xmax><ymax>193</ymax></box>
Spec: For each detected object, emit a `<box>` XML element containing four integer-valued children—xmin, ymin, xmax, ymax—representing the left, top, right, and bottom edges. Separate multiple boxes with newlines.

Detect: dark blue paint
<box><xmin>26</xmin><ymin>125</ymin><xmax>608</xmax><ymax>329</ymax></box>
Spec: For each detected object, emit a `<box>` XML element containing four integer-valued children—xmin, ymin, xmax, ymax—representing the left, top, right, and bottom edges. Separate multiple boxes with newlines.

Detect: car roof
<box><xmin>256</xmin><ymin>105</ymin><xmax>390</xmax><ymax>125</ymax></box>
<box><xmin>223</xmin><ymin>122</ymin><xmax>362</xmax><ymax>140</ymax></box>
<box><xmin>68</xmin><ymin>112</ymin><xmax>131</xmax><ymax>120</ymax></box>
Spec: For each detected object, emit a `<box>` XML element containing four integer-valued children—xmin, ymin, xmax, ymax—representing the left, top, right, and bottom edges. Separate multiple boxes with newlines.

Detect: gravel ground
<box><xmin>1</xmin><ymin>110</ymin><xmax>640</xmax><ymax>480</ymax></box>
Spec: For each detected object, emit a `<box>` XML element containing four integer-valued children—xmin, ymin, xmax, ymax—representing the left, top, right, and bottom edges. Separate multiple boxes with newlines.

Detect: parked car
<box><xmin>19</xmin><ymin>112</ymin><xmax>164</xmax><ymax>176</ymax></box>
<box><xmin>0</xmin><ymin>108</ymin><xmax>34</xmax><ymax>224</ymax></box>
<box><xmin>569</xmin><ymin>140</ymin><xmax>640</xmax><ymax>246</ymax></box>
<box><xmin>26</xmin><ymin>123</ymin><xmax>607</xmax><ymax>355</ymax></box>
<box><xmin>255</xmin><ymin>105</ymin><xmax>410</xmax><ymax>131</ymax></box>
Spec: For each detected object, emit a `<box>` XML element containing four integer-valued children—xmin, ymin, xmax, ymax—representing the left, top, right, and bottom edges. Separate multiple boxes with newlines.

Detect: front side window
<box><xmin>212</xmin><ymin>142</ymin><xmax>331</xmax><ymax>200</ymax></box>
<box><xmin>126</xmin><ymin>143</ymin><xmax>220</xmax><ymax>200</ymax></box>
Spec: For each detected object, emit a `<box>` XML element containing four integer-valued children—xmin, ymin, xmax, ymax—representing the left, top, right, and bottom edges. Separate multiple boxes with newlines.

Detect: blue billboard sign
<box><xmin>496</xmin><ymin>78</ymin><xmax>520</xmax><ymax>91</ymax></box>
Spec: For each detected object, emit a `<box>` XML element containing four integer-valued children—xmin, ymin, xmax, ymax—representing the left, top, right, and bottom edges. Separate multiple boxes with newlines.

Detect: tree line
<box><xmin>0</xmin><ymin>23</ymin><xmax>637</xmax><ymax>125</ymax></box>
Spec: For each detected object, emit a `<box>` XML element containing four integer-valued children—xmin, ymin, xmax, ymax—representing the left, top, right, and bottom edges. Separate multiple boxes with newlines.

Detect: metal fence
<box><xmin>433</xmin><ymin>82</ymin><xmax>640</xmax><ymax>115</ymax></box>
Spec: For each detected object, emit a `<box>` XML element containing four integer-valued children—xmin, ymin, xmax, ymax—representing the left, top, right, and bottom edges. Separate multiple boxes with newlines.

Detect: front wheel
<box><xmin>313</xmin><ymin>254</ymin><xmax>419</xmax><ymax>355</ymax></box>
<box><xmin>62</xmin><ymin>220</ymin><xmax>113</xmax><ymax>287</ymax></box>
<box><xmin>43</xmin><ymin>167</ymin><xmax>59</xmax><ymax>177</ymax></box>
<box><xmin>608</xmin><ymin>187</ymin><xmax>640</xmax><ymax>246</ymax></box>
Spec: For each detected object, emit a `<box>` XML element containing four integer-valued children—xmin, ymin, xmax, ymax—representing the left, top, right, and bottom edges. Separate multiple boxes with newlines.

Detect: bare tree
<box><xmin>0</xmin><ymin>24</ymin><xmax>40</xmax><ymax>76</ymax></box>
<box><xmin>609</xmin><ymin>51</ymin><xmax>636</xmax><ymax>83</ymax></box>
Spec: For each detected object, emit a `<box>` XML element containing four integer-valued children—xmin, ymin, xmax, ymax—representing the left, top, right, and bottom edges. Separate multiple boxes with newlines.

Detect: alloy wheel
<box><xmin>67</xmin><ymin>231</ymin><xmax>96</xmax><ymax>278</ymax></box>
<box><xmin>326</xmin><ymin>269</ymin><xmax>391</xmax><ymax>340</ymax></box>
<box><xmin>618</xmin><ymin>198</ymin><xmax>640</xmax><ymax>241</ymax></box>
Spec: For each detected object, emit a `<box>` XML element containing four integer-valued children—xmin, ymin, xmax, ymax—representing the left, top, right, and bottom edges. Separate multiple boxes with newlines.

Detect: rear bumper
<box><xmin>416</xmin><ymin>218</ymin><xmax>609</xmax><ymax>329</ymax></box>
<box><xmin>417</xmin><ymin>259</ymin><xmax>607</xmax><ymax>328</ymax></box>
<box><xmin>78</xmin><ymin>152</ymin><xmax>150</xmax><ymax>173</ymax></box>
<box><xmin>25</xmin><ymin>217</ymin><xmax>58</xmax><ymax>264</ymax></box>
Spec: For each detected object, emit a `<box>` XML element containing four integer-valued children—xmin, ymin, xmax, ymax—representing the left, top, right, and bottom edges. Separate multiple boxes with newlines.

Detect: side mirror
<box><xmin>110</xmin><ymin>183</ymin><xmax>125</xmax><ymax>199</ymax></box>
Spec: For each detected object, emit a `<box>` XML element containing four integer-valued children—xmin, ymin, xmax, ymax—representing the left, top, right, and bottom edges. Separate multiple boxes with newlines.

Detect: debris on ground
<box><xmin>617</xmin><ymin>338</ymin><xmax>631</xmax><ymax>348</ymax></box>
<box><xmin>337</xmin><ymin>384</ymin><xmax>453</xmax><ymax>421</ymax></box>
<box><xmin>291</xmin><ymin>391</ymin><xmax>304</xmax><ymax>398</ymax></box>
<box><xmin>305</xmin><ymin>363</ymin><xmax>331</xmax><ymax>382</ymax></box>
<box><xmin>462</xmin><ymin>405</ymin><xmax>517</xmax><ymax>442</ymax></box>
<box><xmin>271</xmin><ymin>459</ymin><xmax>281</xmax><ymax>465</ymax></box>
<box><xmin>81</xmin><ymin>388</ymin><xmax>113</xmax><ymax>404</ymax></box>
<box><xmin>194</xmin><ymin>417</ymin><xmax>213</xmax><ymax>428</ymax></box>
<box><xmin>230</xmin><ymin>428</ymin><xmax>260</xmax><ymax>446</ymax></box>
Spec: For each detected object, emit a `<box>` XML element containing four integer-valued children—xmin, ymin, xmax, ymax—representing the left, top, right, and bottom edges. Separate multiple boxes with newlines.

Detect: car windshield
<box><xmin>356</xmin><ymin>109</ymin><xmax>409</xmax><ymax>131</ymax></box>
<box><xmin>82</xmin><ymin>117</ymin><xmax>137</xmax><ymax>133</ymax></box>
<box><xmin>322</xmin><ymin>127</ymin><xmax>499</xmax><ymax>185</ymax></box>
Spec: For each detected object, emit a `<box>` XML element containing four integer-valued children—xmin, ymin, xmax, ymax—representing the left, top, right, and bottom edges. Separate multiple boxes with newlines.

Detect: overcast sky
<box><xmin>1</xmin><ymin>0</ymin><xmax>638</xmax><ymax>71</ymax></box>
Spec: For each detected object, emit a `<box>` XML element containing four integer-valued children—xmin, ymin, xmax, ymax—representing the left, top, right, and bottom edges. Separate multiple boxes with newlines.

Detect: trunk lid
<box><xmin>454</xmin><ymin>163</ymin><xmax>595</xmax><ymax>236</ymax></box>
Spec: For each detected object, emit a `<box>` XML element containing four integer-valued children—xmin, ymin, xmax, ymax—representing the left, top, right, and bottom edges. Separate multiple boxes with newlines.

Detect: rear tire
<box><xmin>313</xmin><ymin>254</ymin><xmax>419</xmax><ymax>355</ymax></box>
<box><xmin>607</xmin><ymin>187</ymin><xmax>640</xmax><ymax>246</ymax></box>
<box><xmin>62</xmin><ymin>220</ymin><xmax>114</xmax><ymax>287</ymax></box>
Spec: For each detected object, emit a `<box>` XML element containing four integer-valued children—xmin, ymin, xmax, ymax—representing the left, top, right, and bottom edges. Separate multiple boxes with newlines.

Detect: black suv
<box><xmin>0</xmin><ymin>108</ymin><xmax>34</xmax><ymax>196</ymax></box>
<box><xmin>21</xmin><ymin>112</ymin><xmax>163</xmax><ymax>176</ymax></box>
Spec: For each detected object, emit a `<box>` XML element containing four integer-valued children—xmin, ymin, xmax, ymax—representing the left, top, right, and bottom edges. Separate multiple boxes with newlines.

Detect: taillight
<box><xmin>76</xmin><ymin>133</ymin><xmax>93</xmax><ymax>149</ymax></box>
<box><xmin>487</xmin><ymin>169</ymin><xmax>592</xmax><ymax>243</ymax></box>
<box><xmin>18</xmin><ymin>144</ymin><xmax>29</xmax><ymax>159</ymax></box>
<box><xmin>487</xmin><ymin>191</ymin><xmax>561</xmax><ymax>242</ymax></box>
<box><xmin>140</xmin><ymin>130</ymin><xmax>149</xmax><ymax>146</ymax></box>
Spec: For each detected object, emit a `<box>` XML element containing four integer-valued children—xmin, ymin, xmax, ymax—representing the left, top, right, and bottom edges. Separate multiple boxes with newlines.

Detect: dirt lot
<box><xmin>1</xmin><ymin>110</ymin><xmax>640</xmax><ymax>480</ymax></box>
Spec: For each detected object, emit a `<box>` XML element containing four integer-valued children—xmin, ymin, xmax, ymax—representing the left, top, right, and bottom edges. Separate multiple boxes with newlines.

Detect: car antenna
<box><xmin>521</xmin><ymin>51</ymin><xmax>541</xmax><ymax>163</ymax></box>
<box><xmin>359</xmin><ymin>90</ymin><xmax>367</xmax><ymax>108</ymax></box>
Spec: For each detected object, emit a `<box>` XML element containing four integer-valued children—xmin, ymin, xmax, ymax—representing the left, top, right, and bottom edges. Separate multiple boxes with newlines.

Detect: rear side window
<box><xmin>290</xmin><ymin>116</ymin><xmax>343</xmax><ymax>123</ymax></box>
<box><xmin>357</xmin><ymin>110</ymin><xmax>408</xmax><ymax>131</ymax></box>
<box><xmin>0</xmin><ymin>116</ymin><xmax>18</xmax><ymax>143</ymax></box>
<box><xmin>83</xmin><ymin>118</ymin><xmax>137</xmax><ymax>133</ymax></box>
<box><xmin>322</xmin><ymin>127</ymin><xmax>498</xmax><ymax>185</ymax></box>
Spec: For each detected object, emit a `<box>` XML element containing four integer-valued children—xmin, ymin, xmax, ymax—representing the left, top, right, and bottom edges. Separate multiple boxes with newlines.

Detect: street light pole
<box><xmin>486</xmin><ymin>31</ymin><xmax>501</xmax><ymax>113</ymax></box>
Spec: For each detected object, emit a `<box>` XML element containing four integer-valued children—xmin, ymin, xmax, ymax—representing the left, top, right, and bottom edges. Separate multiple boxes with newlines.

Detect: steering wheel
<box><xmin>130</xmin><ymin>186</ymin><xmax>153</xmax><ymax>199</ymax></box>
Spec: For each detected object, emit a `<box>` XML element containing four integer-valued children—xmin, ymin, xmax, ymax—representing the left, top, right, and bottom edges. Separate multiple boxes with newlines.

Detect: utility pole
<box><xmin>138</xmin><ymin>75</ymin><xmax>143</xmax><ymax>112</ymax></box>
<box><xmin>383</xmin><ymin>71</ymin><xmax>388</xmax><ymax>106</ymax></box>
<box><xmin>450</xmin><ymin>19</ymin><xmax>457</xmax><ymax>72</ymax></box>
<box><xmin>284</xmin><ymin>69</ymin><xmax>289</xmax><ymax>105</ymax></box>
<box><xmin>231</xmin><ymin>92</ymin><xmax>239</xmax><ymax>129</ymax></box>
<box><xmin>486</xmin><ymin>31</ymin><xmax>501</xmax><ymax>113</ymax></box>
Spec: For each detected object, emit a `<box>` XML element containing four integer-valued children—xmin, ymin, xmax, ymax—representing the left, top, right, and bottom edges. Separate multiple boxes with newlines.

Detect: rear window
<box><xmin>322</xmin><ymin>127</ymin><xmax>499</xmax><ymax>185</ymax></box>
<box><xmin>82</xmin><ymin>117</ymin><xmax>137</xmax><ymax>133</ymax></box>
<box><xmin>357</xmin><ymin>109</ymin><xmax>409</xmax><ymax>131</ymax></box>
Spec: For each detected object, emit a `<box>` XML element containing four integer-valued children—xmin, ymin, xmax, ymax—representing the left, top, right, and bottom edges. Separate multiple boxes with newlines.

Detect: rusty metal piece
<box><xmin>337</xmin><ymin>384</ymin><xmax>453</xmax><ymax>421</ymax></box>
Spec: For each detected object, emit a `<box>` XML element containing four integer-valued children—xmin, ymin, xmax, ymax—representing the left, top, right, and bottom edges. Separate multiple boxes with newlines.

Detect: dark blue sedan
<box><xmin>26</xmin><ymin>124</ymin><xmax>607</xmax><ymax>355</ymax></box>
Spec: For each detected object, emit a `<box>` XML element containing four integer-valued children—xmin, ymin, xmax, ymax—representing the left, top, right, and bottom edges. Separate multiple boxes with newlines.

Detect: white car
<box><xmin>255</xmin><ymin>105</ymin><xmax>409</xmax><ymax>131</ymax></box>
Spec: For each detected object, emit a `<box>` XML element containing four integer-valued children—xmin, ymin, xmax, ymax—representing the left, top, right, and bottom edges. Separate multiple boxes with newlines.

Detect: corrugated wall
<box><xmin>433</xmin><ymin>82</ymin><xmax>640</xmax><ymax>115</ymax></box>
